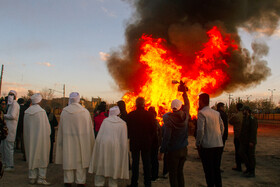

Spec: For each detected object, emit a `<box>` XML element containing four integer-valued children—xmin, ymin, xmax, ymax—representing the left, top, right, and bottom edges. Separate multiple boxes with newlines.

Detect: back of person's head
<box><xmin>17</xmin><ymin>98</ymin><xmax>25</xmax><ymax>105</ymax></box>
<box><xmin>98</xmin><ymin>101</ymin><xmax>107</xmax><ymax>112</ymax></box>
<box><xmin>136</xmin><ymin>97</ymin><xmax>145</xmax><ymax>108</ymax></box>
<box><xmin>217</xmin><ymin>102</ymin><xmax>225</xmax><ymax>110</ymax></box>
<box><xmin>199</xmin><ymin>93</ymin><xmax>210</xmax><ymax>106</ymax></box>
<box><xmin>117</xmin><ymin>100</ymin><xmax>127</xmax><ymax>113</ymax></box>
<box><xmin>148</xmin><ymin>106</ymin><xmax>157</xmax><ymax>118</ymax></box>
<box><xmin>236</xmin><ymin>103</ymin><xmax>243</xmax><ymax>111</ymax></box>
<box><xmin>171</xmin><ymin>99</ymin><xmax>183</xmax><ymax>112</ymax></box>
<box><xmin>109</xmin><ymin>106</ymin><xmax>120</xmax><ymax>117</ymax></box>
<box><xmin>25</xmin><ymin>99</ymin><xmax>31</xmax><ymax>108</ymax></box>
<box><xmin>68</xmin><ymin>92</ymin><xmax>80</xmax><ymax>105</ymax></box>
<box><xmin>243</xmin><ymin>106</ymin><xmax>252</xmax><ymax>114</ymax></box>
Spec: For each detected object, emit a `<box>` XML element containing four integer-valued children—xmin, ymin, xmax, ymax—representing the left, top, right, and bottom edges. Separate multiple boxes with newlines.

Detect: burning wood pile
<box><xmin>106</xmin><ymin>0</ymin><xmax>280</xmax><ymax>121</ymax></box>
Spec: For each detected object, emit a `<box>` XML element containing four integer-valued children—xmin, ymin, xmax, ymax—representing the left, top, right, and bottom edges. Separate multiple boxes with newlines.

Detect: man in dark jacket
<box><xmin>148</xmin><ymin>107</ymin><xmax>161</xmax><ymax>181</ymax></box>
<box><xmin>239</xmin><ymin>106</ymin><xmax>258</xmax><ymax>178</ymax></box>
<box><xmin>127</xmin><ymin>97</ymin><xmax>157</xmax><ymax>187</ymax></box>
<box><xmin>217</xmin><ymin>102</ymin><xmax>228</xmax><ymax>146</ymax></box>
<box><xmin>229</xmin><ymin>103</ymin><xmax>243</xmax><ymax>172</ymax></box>
<box><xmin>159</xmin><ymin>88</ymin><xmax>189</xmax><ymax>187</ymax></box>
<box><xmin>46</xmin><ymin>107</ymin><xmax>58</xmax><ymax>163</ymax></box>
<box><xmin>117</xmin><ymin>100</ymin><xmax>128</xmax><ymax>122</ymax></box>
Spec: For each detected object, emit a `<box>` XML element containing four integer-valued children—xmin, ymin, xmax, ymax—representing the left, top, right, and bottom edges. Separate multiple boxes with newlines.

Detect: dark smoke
<box><xmin>107</xmin><ymin>0</ymin><xmax>280</xmax><ymax>94</ymax></box>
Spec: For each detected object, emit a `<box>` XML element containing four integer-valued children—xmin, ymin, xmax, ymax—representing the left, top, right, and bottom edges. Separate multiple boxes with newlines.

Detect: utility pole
<box><xmin>63</xmin><ymin>84</ymin><xmax>66</xmax><ymax>107</ymax></box>
<box><xmin>50</xmin><ymin>83</ymin><xmax>66</xmax><ymax>107</ymax></box>
<box><xmin>268</xmin><ymin>89</ymin><xmax>276</xmax><ymax>104</ymax></box>
<box><xmin>0</xmin><ymin>65</ymin><xmax>3</xmax><ymax>96</ymax></box>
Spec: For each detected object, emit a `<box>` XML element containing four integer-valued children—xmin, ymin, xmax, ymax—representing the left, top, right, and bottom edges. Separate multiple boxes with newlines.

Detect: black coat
<box><xmin>240</xmin><ymin>115</ymin><xmax>258</xmax><ymax>145</ymax></box>
<box><xmin>127</xmin><ymin>107</ymin><xmax>157</xmax><ymax>152</ymax></box>
<box><xmin>218</xmin><ymin>110</ymin><xmax>228</xmax><ymax>142</ymax></box>
<box><xmin>17</xmin><ymin>105</ymin><xmax>28</xmax><ymax>134</ymax></box>
<box><xmin>47</xmin><ymin>112</ymin><xmax>58</xmax><ymax>142</ymax></box>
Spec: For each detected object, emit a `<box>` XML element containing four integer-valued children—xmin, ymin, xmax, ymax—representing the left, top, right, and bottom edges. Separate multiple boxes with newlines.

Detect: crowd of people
<box><xmin>0</xmin><ymin>86</ymin><xmax>258</xmax><ymax>187</ymax></box>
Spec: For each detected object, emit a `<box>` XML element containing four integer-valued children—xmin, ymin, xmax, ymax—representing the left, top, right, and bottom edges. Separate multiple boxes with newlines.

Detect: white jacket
<box><xmin>196</xmin><ymin>106</ymin><xmax>224</xmax><ymax>148</ymax></box>
<box><xmin>55</xmin><ymin>103</ymin><xmax>95</xmax><ymax>170</ymax></box>
<box><xmin>24</xmin><ymin>105</ymin><xmax>51</xmax><ymax>169</ymax></box>
<box><xmin>89</xmin><ymin>116</ymin><xmax>129</xmax><ymax>179</ymax></box>
<box><xmin>4</xmin><ymin>100</ymin><xmax>20</xmax><ymax>142</ymax></box>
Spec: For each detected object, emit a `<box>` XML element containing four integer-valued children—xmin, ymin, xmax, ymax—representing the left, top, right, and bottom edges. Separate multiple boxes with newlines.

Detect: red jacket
<box><xmin>94</xmin><ymin>112</ymin><xmax>107</xmax><ymax>132</ymax></box>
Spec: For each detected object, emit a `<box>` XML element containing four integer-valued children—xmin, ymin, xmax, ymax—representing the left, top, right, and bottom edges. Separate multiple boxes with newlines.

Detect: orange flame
<box><xmin>123</xmin><ymin>26</ymin><xmax>237</xmax><ymax>123</ymax></box>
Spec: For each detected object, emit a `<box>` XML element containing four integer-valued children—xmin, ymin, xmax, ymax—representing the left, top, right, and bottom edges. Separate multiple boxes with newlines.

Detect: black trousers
<box><xmin>239</xmin><ymin>143</ymin><xmax>256</xmax><ymax>173</ymax></box>
<box><xmin>163</xmin><ymin>153</ymin><xmax>168</xmax><ymax>175</ymax></box>
<box><xmin>234</xmin><ymin>138</ymin><xmax>242</xmax><ymax>169</ymax></box>
<box><xmin>167</xmin><ymin>147</ymin><xmax>188</xmax><ymax>187</ymax></box>
<box><xmin>131</xmin><ymin>150</ymin><xmax>151</xmax><ymax>187</ymax></box>
<box><xmin>200</xmin><ymin>147</ymin><xmax>223</xmax><ymax>187</ymax></box>
<box><xmin>151</xmin><ymin>148</ymin><xmax>159</xmax><ymax>180</ymax></box>
<box><xmin>49</xmin><ymin>140</ymin><xmax>54</xmax><ymax>163</ymax></box>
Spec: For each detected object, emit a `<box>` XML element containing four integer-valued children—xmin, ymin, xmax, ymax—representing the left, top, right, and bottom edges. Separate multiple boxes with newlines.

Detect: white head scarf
<box><xmin>171</xmin><ymin>99</ymin><xmax>183</xmax><ymax>111</ymax></box>
<box><xmin>9</xmin><ymin>90</ymin><xmax>17</xmax><ymax>97</ymax></box>
<box><xmin>31</xmin><ymin>93</ymin><xmax>42</xmax><ymax>104</ymax></box>
<box><xmin>7</xmin><ymin>90</ymin><xmax>18</xmax><ymax>105</ymax></box>
<box><xmin>109</xmin><ymin>106</ymin><xmax>120</xmax><ymax>117</ymax></box>
<box><xmin>68</xmin><ymin>92</ymin><xmax>80</xmax><ymax>105</ymax></box>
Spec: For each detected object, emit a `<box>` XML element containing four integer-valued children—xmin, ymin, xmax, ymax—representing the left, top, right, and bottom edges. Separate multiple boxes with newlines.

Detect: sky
<box><xmin>0</xmin><ymin>0</ymin><xmax>280</xmax><ymax>106</ymax></box>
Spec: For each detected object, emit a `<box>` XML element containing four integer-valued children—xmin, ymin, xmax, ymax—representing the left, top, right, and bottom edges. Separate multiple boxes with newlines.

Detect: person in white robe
<box><xmin>0</xmin><ymin>90</ymin><xmax>20</xmax><ymax>171</ymax></box>
<box><xmin>55</xmin><ymin>92</ymin><xmax>95</xmax><ymax>187</ymax></box>
<box><xmin>89</xmin><ymin>106</ymin><xmax>129</xmax><ymax>187</ymax></box>
<box><xmin>24</xmin><ymin>93</ymin><xmax>51</xmax><ymax>185</ymax></box>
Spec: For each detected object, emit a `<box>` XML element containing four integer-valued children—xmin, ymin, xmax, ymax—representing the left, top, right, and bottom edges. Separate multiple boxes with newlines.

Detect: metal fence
<box><xmin>254</xmin><ymin>113</ymin><xmax>280</xmax><ymax>121</ymax></box>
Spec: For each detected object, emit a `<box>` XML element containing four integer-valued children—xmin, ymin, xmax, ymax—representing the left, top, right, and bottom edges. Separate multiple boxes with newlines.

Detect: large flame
<box><xmin>123</xmin><ymin>26</ymin><xmax>237</xmax><ymax>123</ymax></box>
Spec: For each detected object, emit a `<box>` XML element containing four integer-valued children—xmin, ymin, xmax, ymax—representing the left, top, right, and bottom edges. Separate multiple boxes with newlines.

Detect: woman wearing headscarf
<box><xmin>89</xmin><ymin>106</ymin><xmax>129</xmax><ymax>187</ymax></box>
<box><xmin>93</xmin><ymin>101</ymin><xmax>107</xmax><ymax>137</ymax></box>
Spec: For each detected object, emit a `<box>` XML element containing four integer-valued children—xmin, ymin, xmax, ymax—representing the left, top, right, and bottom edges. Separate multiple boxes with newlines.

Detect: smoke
<box><xmin>107</xmin><ymin>0</ymin><xmax>280</xmax><ymax>94</ymax></box>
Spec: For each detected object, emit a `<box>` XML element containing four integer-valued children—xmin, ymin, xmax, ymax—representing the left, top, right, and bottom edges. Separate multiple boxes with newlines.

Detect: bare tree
<box><xmin>40</xmin><ymin>88</ymin><xmax>54</xmax><ymax>100</ymax></box>
<box><xmin>22</xmin><ymin>90</ymin><xmax>34</xmax><ymax>101</ymax></box>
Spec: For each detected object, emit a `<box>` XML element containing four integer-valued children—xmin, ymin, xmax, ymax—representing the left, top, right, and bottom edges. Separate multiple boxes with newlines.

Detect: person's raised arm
<box><xmin>182</xmin><ymin>92</ymin><xmax>190</xmax><ymax>114</ymax></box>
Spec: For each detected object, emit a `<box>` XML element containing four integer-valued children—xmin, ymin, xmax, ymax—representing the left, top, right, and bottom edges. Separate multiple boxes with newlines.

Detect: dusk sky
<box><xmin>1</xmin><ymin>0</ymin><xmax>280</xmax><ymax>106</ymax></box>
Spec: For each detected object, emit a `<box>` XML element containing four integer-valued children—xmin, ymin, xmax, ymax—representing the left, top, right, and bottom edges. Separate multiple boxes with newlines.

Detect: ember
<box><xmin>123</xmin><ymin>26</ymin><xmax>237</xmax><ymax>123</ymax></box>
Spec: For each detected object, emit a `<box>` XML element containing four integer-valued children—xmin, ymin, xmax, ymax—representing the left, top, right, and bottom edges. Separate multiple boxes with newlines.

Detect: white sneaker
<box><xmin>37</xmin><ymin>178</ymin><xmax>51</xmax><ymax>185</ymax></box>
<box><xmin>4</xmin><ymin>167</ymin><xmax>14</xmax><ymax>172</ymax></box>
<box><xmin>29</xmin><ymin>179</ymin><xmax>36</xmax><ymax>184</ymax></box>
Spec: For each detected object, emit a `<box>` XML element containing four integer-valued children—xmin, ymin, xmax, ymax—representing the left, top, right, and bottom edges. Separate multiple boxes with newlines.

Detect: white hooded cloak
<box><xmin>55</xmin><ymin>101</ymin><xmax>95</xmax><ymax>170</ymax></box>
<box><xmin>89</xmin><ymin>106</ymin><xmax>129</xmax><ymax>179</ymax></box>
<box><xmin>24</xmin><ymin>104</ymin><xmax>51</xmax><ymax>169</ymax></box>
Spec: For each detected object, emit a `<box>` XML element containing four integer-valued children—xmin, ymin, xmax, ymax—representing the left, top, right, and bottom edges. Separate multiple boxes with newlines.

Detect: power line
<box><xmin>0</xmin><ymin>65</ymin><xmax>4</xmax><ymax>96</ymax></box>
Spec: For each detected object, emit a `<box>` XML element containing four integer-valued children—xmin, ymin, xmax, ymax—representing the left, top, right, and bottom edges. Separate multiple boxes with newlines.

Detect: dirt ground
<box><xmin>0</xmin><ymin>124</ymin><xmax>279</xmax><ymax>187</ymax></box>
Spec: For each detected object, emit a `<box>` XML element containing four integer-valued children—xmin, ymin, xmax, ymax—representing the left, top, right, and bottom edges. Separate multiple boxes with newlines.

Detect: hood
<box><xmin>63</xmin><ymin>103</ymin><xmax>86</xmax><ymax>114</ymax></box>
<box><xmin>104</xmin><ymin>116</ymin><xmax>124</xmax><ymax>124</ymax></box>
<box><xmin>25</xmin><ymin>105</ymin><xmax>45</xmax><ymax>115</ymax></box>
<box><xmin>164</xmin><ymin>110</ymin><xmax>187</xmax><ymax>129</ymax></box>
